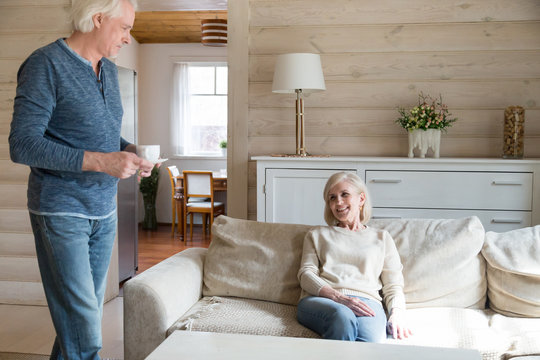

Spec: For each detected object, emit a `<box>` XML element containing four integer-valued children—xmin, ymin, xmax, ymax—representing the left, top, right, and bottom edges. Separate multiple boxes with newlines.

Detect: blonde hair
<box><xmin>70</xmin><ymin>0</ymin><xmax>137</xmax><ymax>33</ymax></box>
<box><xmin>323</xmin><ymin>172</ymin><xmax>372</xmax><ymax>226</ymax></box>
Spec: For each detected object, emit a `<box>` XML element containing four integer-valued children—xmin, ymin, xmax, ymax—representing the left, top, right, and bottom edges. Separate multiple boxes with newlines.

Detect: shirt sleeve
<box><xmin>380</xmin><ymin>230</ymin><xmax>407</xmax><ymax>311</ymax></box>
<box><xmin>297</xmin><ymin>229</ymin><xmax>329</xmax><ymax>296</ymax></box>
<box><xmin>9</xmin><ymin>51</ymin><xmax>84</xmax><ymax>172</ymax></box>
<box><xmin>120</xmin><ymin>137</ymin><xmax>131</xmax><ymax>151</ymax></box>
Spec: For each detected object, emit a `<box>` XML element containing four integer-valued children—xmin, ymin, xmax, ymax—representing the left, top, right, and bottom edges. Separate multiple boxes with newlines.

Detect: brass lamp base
<box><xmin>271</xmin><ymin>90</ymin><xmax>332</xmax><ymax>158</ymax></box>
<box><xmin>295</xmin><ymin>89</ymin><xmax>306</xmax><ymax>156</ymax></box>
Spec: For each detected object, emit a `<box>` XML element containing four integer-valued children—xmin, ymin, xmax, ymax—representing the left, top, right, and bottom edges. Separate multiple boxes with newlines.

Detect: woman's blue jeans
<box><xmin>297</xmin><ymin>295</ymin><xmax>387</xmax><ymax>343</ymax></box>
<box><xmin>29</xmin><ymin>212</ymin><xmax>117</xmax><ymax>360</ymax></box>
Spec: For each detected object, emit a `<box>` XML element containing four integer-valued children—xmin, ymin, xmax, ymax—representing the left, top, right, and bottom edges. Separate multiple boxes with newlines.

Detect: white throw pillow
<box><xmin>482</xmin><ymin>225</ymin><xmax>540</xmax><ymax>317</ymax></box>
<box><xmin>203</xmin><ymin>216</ymin><xmax>313</xmax><ymax>305</ymax></box>
<box><xmin>369</xmin><ymin>216</ymin><xmax>487</xmax><ymax>309</ymax></box>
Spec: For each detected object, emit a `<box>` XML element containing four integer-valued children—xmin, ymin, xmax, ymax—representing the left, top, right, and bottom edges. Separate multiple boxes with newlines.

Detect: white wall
<box><xmin>114</xmin><ymin>35</ymin><xmax>140</xmax><ymax>71</ymax></box>
<box><xmin>137</xmin><ymin>43</ymin><xmax>228</xmax><ymax>223</ymax></box>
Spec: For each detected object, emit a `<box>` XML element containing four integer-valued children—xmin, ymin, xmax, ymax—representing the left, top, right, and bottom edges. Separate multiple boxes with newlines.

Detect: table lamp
<box><xmin>272</xmin><ymin>53</ymin><xmax>326</xmax><ymax>156</ymax></box>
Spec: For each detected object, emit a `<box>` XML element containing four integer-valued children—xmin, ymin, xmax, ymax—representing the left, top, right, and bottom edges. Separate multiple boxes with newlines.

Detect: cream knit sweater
<box><xmin>298</xmin><ymin>226</ymin><xmax>406</xmax><ymax>312</ymax></box>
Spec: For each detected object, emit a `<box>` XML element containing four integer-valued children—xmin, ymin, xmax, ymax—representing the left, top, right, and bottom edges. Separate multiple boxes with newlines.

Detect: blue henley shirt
<box><xmin>9</xmin><ymin>38</ymin><xmax>130</xmax><ymax>219</ymax></box>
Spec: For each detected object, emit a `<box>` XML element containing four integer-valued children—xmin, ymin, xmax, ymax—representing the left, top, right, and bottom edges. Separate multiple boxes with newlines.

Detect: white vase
<box><xmin>221</xmin><ymin>148</ymin><xmax>227</xmax><ymax>157</ymax></box>
<box><xmin>408</xmin><ymin>129</ymin><xmax>441</xmax><ymax>158</ymax></box>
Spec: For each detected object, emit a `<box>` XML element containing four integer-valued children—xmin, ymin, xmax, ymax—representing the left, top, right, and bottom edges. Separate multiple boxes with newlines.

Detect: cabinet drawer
<box><xmin>371</xmin><ymin>208</ymin><xmax>531</xmax><ymax>232</ymax></box>
<box><xmin>366</xmin><ymin>171</ymin><xmax>532</xmax><ymax>211</ymax></box>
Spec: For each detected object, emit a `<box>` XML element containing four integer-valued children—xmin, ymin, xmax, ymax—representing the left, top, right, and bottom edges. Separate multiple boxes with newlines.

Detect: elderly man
<box><xmin>9</xmin><ymin>0</ymin><xmax>152</xmax><ymax>358</ymax></box>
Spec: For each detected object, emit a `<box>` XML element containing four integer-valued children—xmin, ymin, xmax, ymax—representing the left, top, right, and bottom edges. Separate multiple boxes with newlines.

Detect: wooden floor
<box><xmin>0</xmin><ymin>223</ymin><xmax>210</xmax><ymax>359</ymax></box>
<box><xmin>137</xmin><ymin>223</ymin><xmax>212</xmax><ymax>273</ymax></box>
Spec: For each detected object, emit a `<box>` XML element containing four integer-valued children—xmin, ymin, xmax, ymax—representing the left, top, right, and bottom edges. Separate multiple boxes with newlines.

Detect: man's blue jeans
<box><xmin>297</xmin><ymin>295</ymin><xmax>387</xmax><ymax>342</ymax></box>
<box><xmin>30</xmin><ymin>212</ymin><xmax>117</xmax><ymax>360</ymax></box>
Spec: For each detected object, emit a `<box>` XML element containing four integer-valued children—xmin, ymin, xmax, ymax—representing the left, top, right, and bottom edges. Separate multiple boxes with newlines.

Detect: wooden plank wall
<box><xmin>227</xmin><ymin>0</ymin><xmax>250</xmax><ymax>219</ymax></box>
<box><xmin>0</xmin><ymin>0</ymin><xmax>71</xmax><ymax>305</ymax></box>
<box><xmin>0</xmin><ymin>1</ymin><xmax>118</xmax><ymax>305</ymax></box>
<box><xmin>245</xmin><ymin>0</ymin><xmax>540</xmax><ymax>220</ymax></box>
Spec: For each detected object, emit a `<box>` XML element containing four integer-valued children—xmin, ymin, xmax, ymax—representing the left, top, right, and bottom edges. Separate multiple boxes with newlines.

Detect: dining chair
<box><xmin>183</xmin><ymin>170</ymin><xmax>225</xmax><ymax>241</ymax></box>
<box><xmin>167</xmin><ymin>165</ymin><xmax>181</xmax><ymax>236</ymax></box>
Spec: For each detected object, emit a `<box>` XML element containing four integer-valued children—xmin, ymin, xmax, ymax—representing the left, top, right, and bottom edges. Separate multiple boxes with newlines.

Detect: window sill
<box><xmin>170</xmin><ymin>155</ymin><xmax>227</xmax><ymax>160</ymax></box>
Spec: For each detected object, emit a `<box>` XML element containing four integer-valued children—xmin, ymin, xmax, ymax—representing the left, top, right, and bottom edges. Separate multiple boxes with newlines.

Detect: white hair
<box><xmin>70</xmin><ymin>0</ymin><xmax>137</xmax><ymax>33</ymax></box>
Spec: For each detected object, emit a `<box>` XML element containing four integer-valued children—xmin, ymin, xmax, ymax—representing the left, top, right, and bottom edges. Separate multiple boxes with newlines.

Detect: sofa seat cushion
<box><xmin>385</xmin><ymin>308</ymin><xmax>510</xmax><ymax>360</ymax></box>
<box><xmin>482</xmin><ymin>226</ymin><xmax>540</xmax><ymax>318</ymax></box>
<box><xmin>369</xmin><ymin>217</ymin><xmax>487</xmax><ymax>309</ymax></box>
<box><xmin>168</xmin><ymin>296</ymin><xmax>319</xmax><ymax>338</ymax></box>
<box><xmin>203</xmin><ymin>216</ymin><xmax>313</xmax><ymax>305</ymax></box>
<box><xmin>489</xmin><ymin>313</ymin><xmax>540</xmax><ymax>359</ymax></box>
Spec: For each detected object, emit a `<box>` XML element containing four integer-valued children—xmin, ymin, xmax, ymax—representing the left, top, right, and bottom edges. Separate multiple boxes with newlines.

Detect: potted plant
<box><xmin>396</xmin><ymin>92</ymin><xmax>457</xmax><ymax>158</ymax></box>
<box><xmin>219</xmin><ymin>140</ymin><xmax>227</xmax><ymax>157</ymax></box>
<box><xmin>139</xmin><ymin>165</ymin><xmax>160</xmax><ymax>230</ymax></box>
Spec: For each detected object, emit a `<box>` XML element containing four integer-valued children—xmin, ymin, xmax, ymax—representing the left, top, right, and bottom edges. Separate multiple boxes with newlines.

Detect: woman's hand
<box><xmin>338</xmin><ymin>295</ymin><xmax>376</xmax><ymax>317</ymax></box>
<box><xmin>319</xmin><ymin>286</ymin><xmax>375</xmax><ymax>317</ymax></box>
<box><xmin>387</xmin><ymin>308</ymin><xmax>413</xmax><ymax>339</ymax></box>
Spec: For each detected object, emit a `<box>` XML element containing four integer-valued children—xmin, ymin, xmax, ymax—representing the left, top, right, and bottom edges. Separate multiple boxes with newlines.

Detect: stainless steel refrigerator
<box><xmin>117</xmin><ymin>66</ymin><xmax>138</xmax><ymax>282</ymax></box>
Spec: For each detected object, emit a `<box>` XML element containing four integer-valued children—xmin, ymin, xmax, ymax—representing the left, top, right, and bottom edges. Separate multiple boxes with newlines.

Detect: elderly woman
<box><xmin>297</xmin><ymin>172</ymin><xmax>412</xmax><ymax>342</ymax></box>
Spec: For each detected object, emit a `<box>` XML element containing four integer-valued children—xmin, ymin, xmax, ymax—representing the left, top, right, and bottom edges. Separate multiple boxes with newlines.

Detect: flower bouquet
<box><xmin>396</xmin><ymin>92</ymin><xmax>457</xmax><ymax>132</ymax></box>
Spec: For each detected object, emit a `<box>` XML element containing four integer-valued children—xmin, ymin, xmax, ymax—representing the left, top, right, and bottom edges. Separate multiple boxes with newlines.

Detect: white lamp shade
<box><xmin>272</xmin><ymin>53</ymin><xmax>326</xmax><ymax>94</ymax></box>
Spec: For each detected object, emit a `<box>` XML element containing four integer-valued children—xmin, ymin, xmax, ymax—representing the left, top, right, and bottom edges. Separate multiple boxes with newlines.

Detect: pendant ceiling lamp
<box><xmin>201</xmin><ymin>19</ymin><xmax>227</xmax><ymax>46</ymax></box>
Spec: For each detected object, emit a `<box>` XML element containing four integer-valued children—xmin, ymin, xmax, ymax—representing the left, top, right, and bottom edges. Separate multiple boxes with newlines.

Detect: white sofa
<box><xmin>123</xmin><ymin>216</ymin><xmax>540</xmax><ymax>360</ymax></box>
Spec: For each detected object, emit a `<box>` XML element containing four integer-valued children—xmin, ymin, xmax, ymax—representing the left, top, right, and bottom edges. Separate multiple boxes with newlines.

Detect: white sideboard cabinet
<box><xmin>253</xmin><ymin>156</ymin><xmax>540</xmax><ymax>232</ymax></box>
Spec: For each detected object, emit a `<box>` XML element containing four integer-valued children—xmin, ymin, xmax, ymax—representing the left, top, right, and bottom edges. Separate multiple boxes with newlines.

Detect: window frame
<box><xmin>186</xmin><ymin>62</ymin><xmax>228</xmax><ymax>156</ymax></box>
<box><xmin>170</xmin><ymin>56</ymin><xmax>228</xmax><ymax>157</ymax></box>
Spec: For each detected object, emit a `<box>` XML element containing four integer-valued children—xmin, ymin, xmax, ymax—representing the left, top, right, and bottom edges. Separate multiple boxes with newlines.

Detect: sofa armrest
<box><xmin>123</xmin><ymin>247</ymin><xmax>207</xmax><ymax>360</ymax></box>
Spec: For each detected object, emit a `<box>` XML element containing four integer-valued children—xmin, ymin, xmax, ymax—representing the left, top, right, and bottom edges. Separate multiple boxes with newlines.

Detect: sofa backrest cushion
<box><xmin>203</xmin><ymin>216</ymin><xmax>313</xmax><ymax>305</ymax></box>
<box><xmin>482</xmin><ymin>225</ymin><xmax>540</xmax><ymax>317</ymax></box>
<box><xmin>368</xmin><ymin>216</ymin><xmax>487</xmax><ymax>309</ymax></box>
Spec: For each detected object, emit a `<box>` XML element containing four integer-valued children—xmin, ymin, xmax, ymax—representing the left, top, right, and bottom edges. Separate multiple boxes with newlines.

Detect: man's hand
<box><xmin>83</xmin><ymin>151</ymin><xmax>152</xmax><ymax>179</ymax></box>
<box><xmin>138</xmin><ymin>158</ymin><xmax>155</xmax><ymax>178</ymax></box>
<box><xmin>122</xmin><ymin>144</ymin><xmax>155</xmax><ymax>177</ymax></box>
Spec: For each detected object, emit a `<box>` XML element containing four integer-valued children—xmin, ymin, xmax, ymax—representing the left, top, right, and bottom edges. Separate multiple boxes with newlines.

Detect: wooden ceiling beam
<box><xmin>132</xmin><ymin>10</ymin><xmax>227</xmax><ymax>44</ymax></box>
<box><xmin>136</xmin><ymin>10</ymin><xmax>226</xmax><ymax>20</ymax></box>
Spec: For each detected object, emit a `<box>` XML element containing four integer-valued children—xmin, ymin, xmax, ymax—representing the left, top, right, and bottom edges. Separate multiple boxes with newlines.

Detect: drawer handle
<box><xmin>491</xmin><ymin>219</ymin><xmax>522</xmax><ymax>224</ymax></box>
<box><xmin>492</xmin><ymin>181</ymin><xmax>523</xmax><ymax>186</ymax></box>
<box><xmin>370</xmin><ymin>179</ymin><xmax>402</xmax><ymax>184</ymax></box>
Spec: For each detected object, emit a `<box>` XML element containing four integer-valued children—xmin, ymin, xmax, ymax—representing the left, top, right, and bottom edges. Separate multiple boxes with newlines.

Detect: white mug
<box><xmin>136</xmin><ymin>145</ymin><xmax>160</xmax><ymax>162</ymax></box>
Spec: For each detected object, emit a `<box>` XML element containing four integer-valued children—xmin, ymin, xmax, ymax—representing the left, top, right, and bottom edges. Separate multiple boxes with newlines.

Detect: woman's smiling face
<box><xmin>327</xmin><ymin>180</ymin><xmax>366</xmax><ymax>227</ymax></box>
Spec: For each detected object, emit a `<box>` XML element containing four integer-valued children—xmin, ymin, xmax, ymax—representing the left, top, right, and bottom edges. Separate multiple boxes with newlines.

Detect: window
<box><xmin>175</xmin><ymin>63</ymin><xmax>227</xmax><ymax>156</ymax></box>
